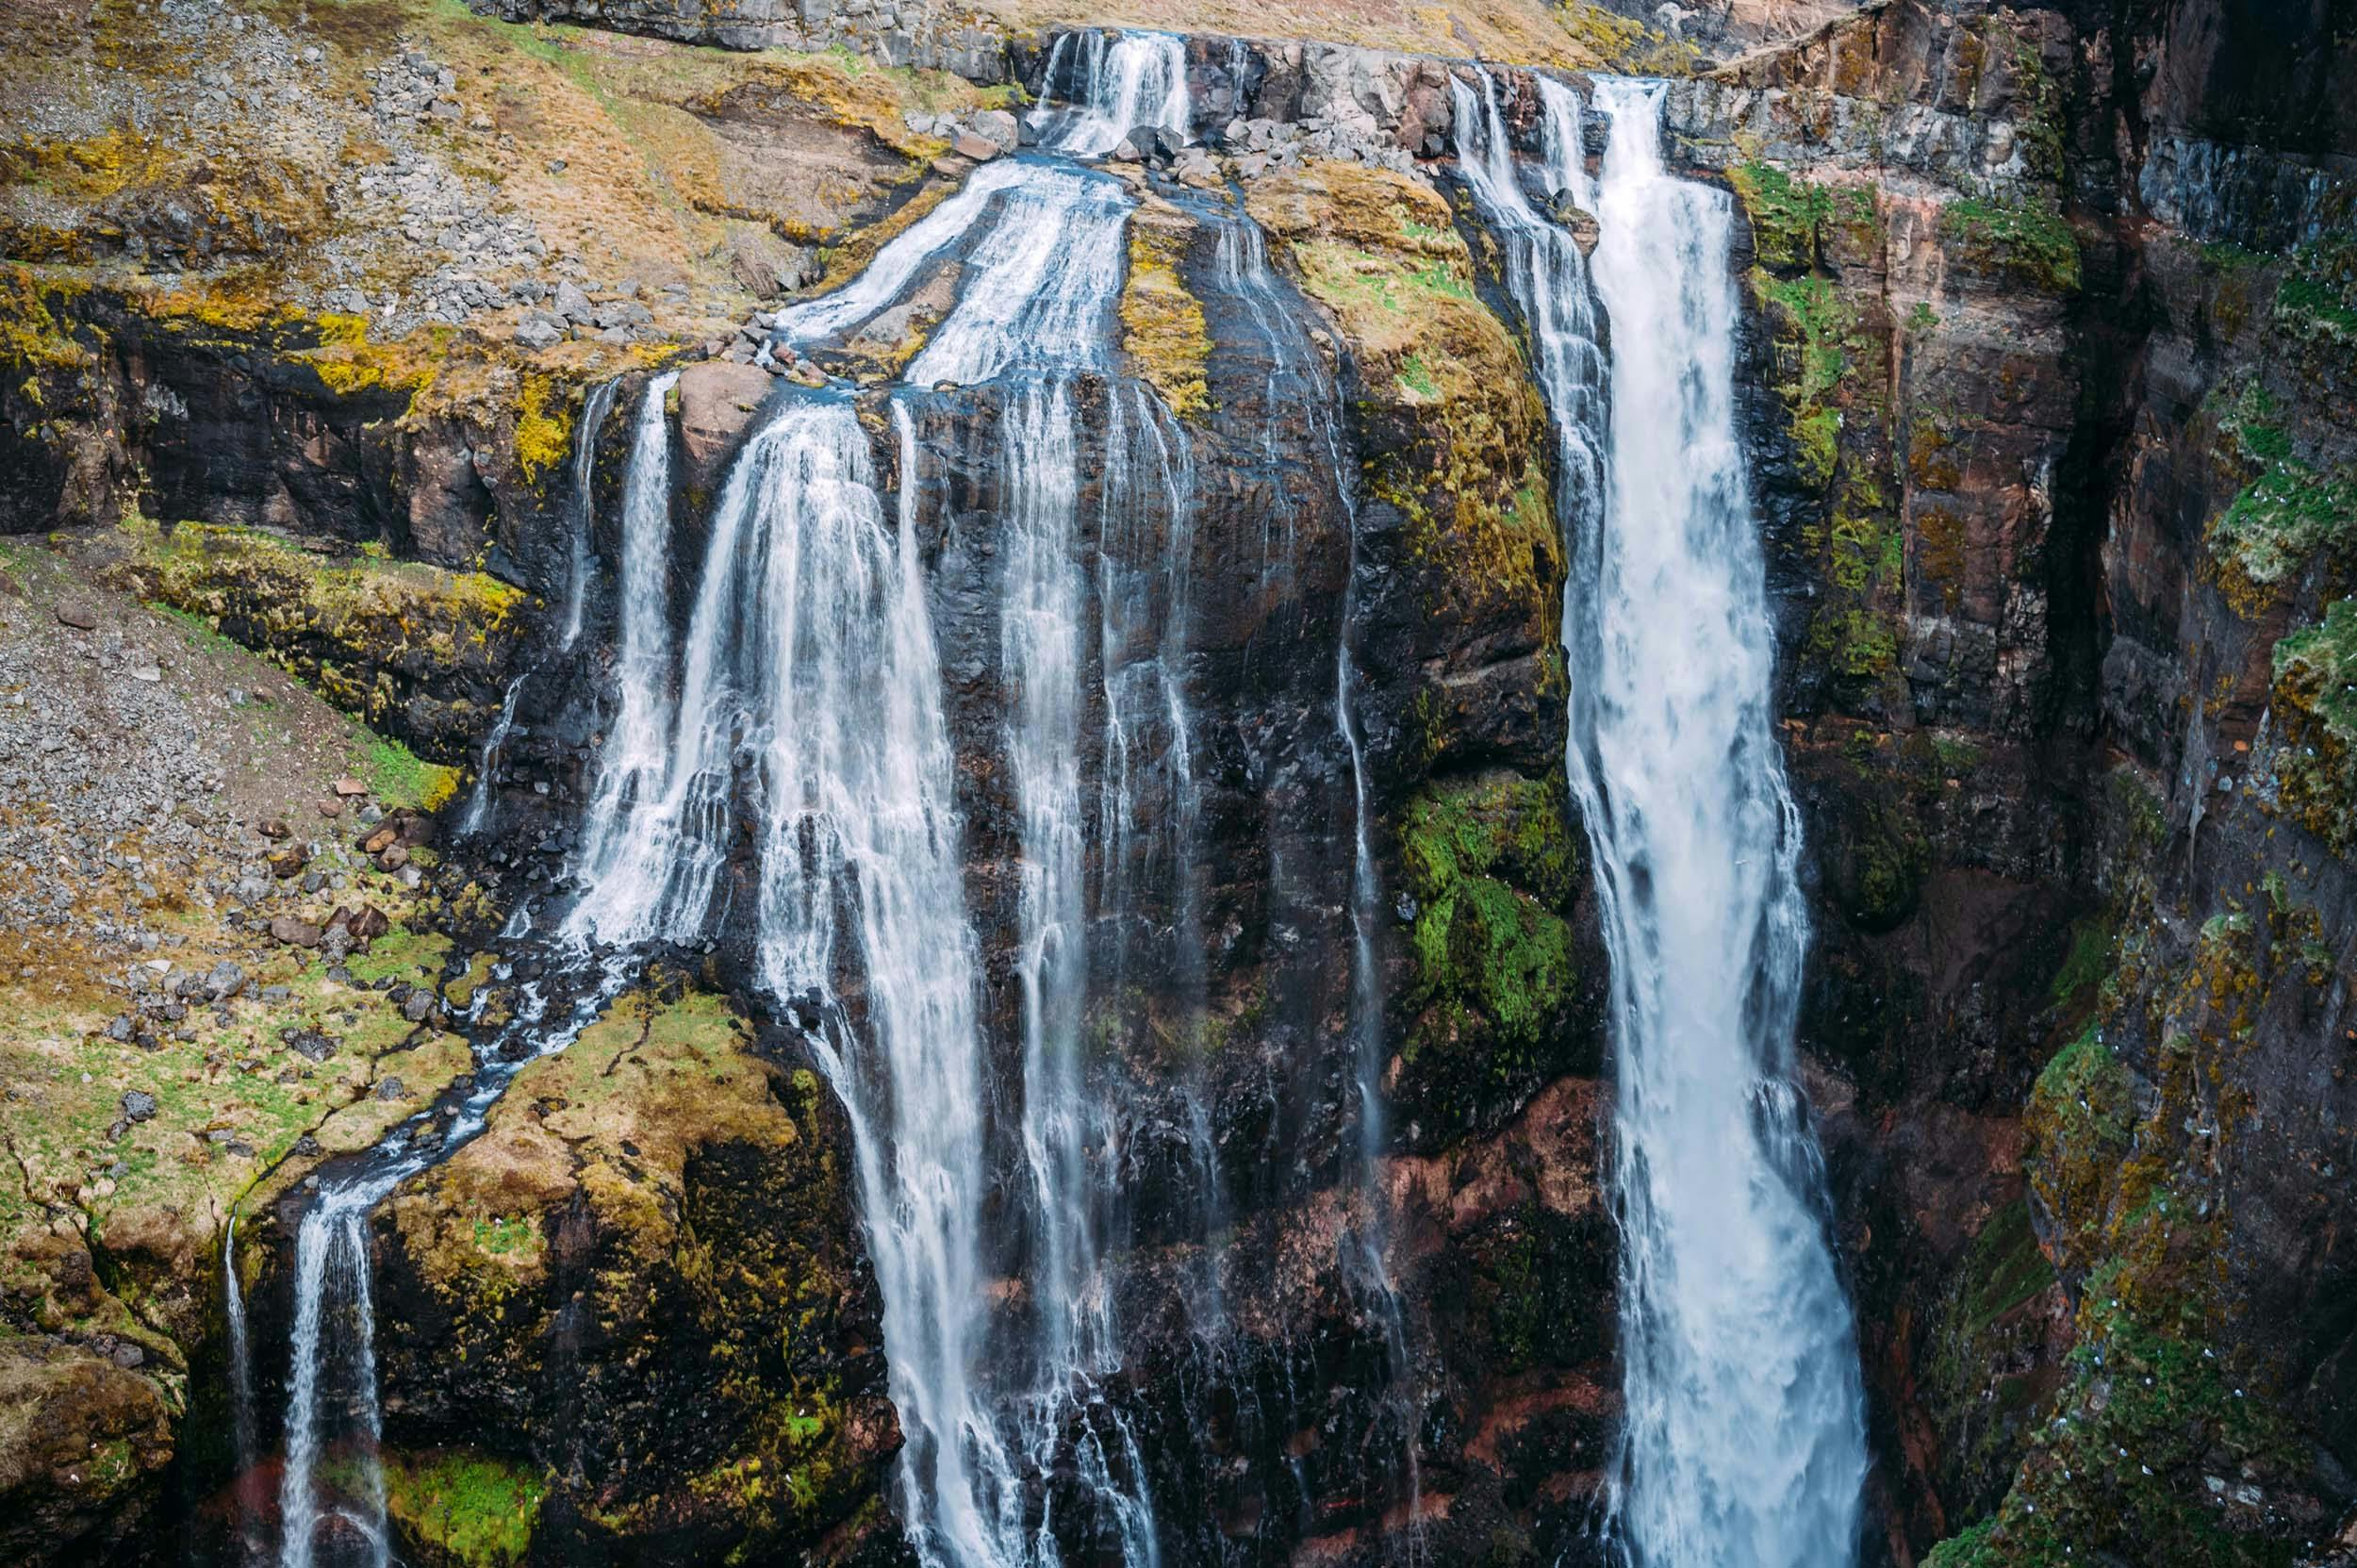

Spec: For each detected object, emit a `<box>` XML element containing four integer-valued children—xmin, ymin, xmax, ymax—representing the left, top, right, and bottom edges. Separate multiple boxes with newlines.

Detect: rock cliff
<box><xmin>0</xmin><ymin>0</ymin><xmax>2351</xmax><ymax>1565</ymax></box>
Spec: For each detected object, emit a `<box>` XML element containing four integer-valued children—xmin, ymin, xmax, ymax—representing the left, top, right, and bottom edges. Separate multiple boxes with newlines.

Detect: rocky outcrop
<box><xmin>1694</xmin><ymin>0</ymin><xmax>2357</xmax><ymax>1561</ymax></box>
<box><xmin>348</xmin><ymin>983</ymin><xmax>895</xmax><ymax>1565</ymax></box>
<box><xmin>470</xmin><ymin>0</ymin><xmax>1019</xmax><ymax>80</ymax></box>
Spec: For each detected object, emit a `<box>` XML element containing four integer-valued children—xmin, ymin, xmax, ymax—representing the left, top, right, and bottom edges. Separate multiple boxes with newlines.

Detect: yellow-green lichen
<box><xmin>1118</xmin><ymin>217</ymin><xmax>1210</xmax><ymax>420</ymax></box>
<box><xmin>513</xmin><ymin>372</ymin><xmax>573</xmax><ymax>482</ymax></box>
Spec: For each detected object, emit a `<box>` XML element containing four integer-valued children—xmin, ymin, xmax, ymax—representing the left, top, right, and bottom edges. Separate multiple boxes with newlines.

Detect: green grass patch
<box><xmin>145</xmin><ymin>600</ymin><xmax>241</xmax><ymax>655</ymax></box>
<box><xmin>1394</xmin><ymin>353</ymin><xmax>1441</xmax><ymax>400</ymax></box>
<box><xmin>2204</xmin><ymin>459</ymin><xmax>2356</xmax><ymax>616</ymax></box>
<box><xmin>2275</xmin><ymin>596</ymin><xmax>2357</xmax><ymax>741</ymax></box>
<box><xmin>2274</xmin><ymin>236</ymin><xmax>2357</xmax><ymax>345</ymax></box>
<box><xmin>358</xmin><ymin>731</ymin><xmax>460</xmax><ymax>812</ymax></box>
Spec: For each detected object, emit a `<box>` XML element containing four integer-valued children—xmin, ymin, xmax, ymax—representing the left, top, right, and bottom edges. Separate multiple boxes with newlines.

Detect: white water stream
<box><xmin>1456</xmin><ymin>71</ymin><xmax>1869</xmax><ymax>1567</ymax></box>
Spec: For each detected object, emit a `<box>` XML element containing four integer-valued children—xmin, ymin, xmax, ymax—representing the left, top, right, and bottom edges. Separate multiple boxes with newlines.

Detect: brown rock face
<box><xmin>672</xmin><ymin>361</ymin><xmax>777</xmax><ymax>501</ymax></box>
<box><xmin>1695</xmin><ymin>0</ymin><xmax>2357</xmax><ymax>1560</ymax></box>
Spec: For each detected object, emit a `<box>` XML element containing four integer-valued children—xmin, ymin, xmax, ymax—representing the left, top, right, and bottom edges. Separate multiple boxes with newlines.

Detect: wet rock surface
<box><xmin>4</xmin><ymin>0</ymin><xmax>2355</xmax><ymax>1564</ymax></box>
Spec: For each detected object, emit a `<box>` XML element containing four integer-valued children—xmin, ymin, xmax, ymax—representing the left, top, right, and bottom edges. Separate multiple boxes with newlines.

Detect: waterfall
<box><xmin>568</xmin><ymin>370</ymin><xmax>681</xmax><ymax>900</ymax></box>
<box><xmin>558</xmin><ymin>376</ymin><xmax>622</xmax><ymax>651</ymax></box>
<box><xmin>882</xmin><ymin>157</ymin><xmax>1168</xmax><ymax>1566</ymax></box>
<box><xmin>255</xmin><ymin>30</ymin><xmax>1427</xmax><ymax>1568</ymax></box>
<box><xmin>1585</xmin><ymin>81</ymin><xmax>1867</xmax><ymax>1567</ymax></box>
<box><xmin>457</xmin><ymin>672</ymin><xmax>526</xmax><ymax>836</ymax></box>
<box><xmin>270</xmin><ymin>966</ymin><xmax>631</xmax><ymax>1568</ymax></box>
<box><xmin>705</xmin><ymin>395</ymin><xmax>1001</xmax><ymax>1568</ymax></box>
<box><xmin>224</xmin><ymin>1213</ymin><xmax>255</xmax><ymax>1475</ymax></box>
<box><xmin>1027</xmin><ymin>30</ymin><xmax>1192</xmax><ymax>157</ymax></box>
<box><xmin>277</xmin><ymin>1196</ymin><xmax>389</xmax><ymax>1568</ymax></box>
<box><xmin>224</xmin><ymin>1212</ymin><xmax>263</xmax><ymax>1563</ymax></box>
<box><xmin>1453</xmin><ymin>72</ymin><xmax>1869</xmax><ymax>1566</ymax></box>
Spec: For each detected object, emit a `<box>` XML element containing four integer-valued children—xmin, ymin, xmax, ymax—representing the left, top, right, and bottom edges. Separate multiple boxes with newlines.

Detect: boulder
<box><xmin>971</xmin><ymin>107</ymin><xmax>1019</xmax><ymax>151</ymax></box>
<box><xmin>673</xmin><ymin>361</ymin><xmax>776</xmax><ymax>498</ymax></box>
<box><xmin>268</xmin><ymin>915</ymin><xmax>322</xmax><ymax>948</ymax></box>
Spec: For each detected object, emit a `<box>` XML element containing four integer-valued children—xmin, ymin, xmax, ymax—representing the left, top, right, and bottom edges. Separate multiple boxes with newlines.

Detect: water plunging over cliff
<box><xmin>1028</xmin><ymin>30</ymin><xmax>1192</xmax><ymax>157</ymax></box>
<box><xmin>1454</xmin><ymin>72</ymin><xmax>1869</xmax><ymax>1567</ymax></box>
<box><xmin>268</xmin><ymin>963</ymin><xmax>632</xmax><ymax>1568</ymax></box>
<box><xmin>259</xmin><ymin>33</ymin><xmax>1406</xmax><ymax>1568</ymax></box>
<box><xmin>1586</xmin><ymin>82</ymin><xmax>1869</xmax><ymax>1567</ymax></box>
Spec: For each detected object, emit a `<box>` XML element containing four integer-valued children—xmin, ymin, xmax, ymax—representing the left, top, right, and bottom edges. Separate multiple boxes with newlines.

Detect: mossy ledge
<box><xmin>76</xmin><ymin>516</ymin><xmax>530</xmax><ymax>762</ymax></box>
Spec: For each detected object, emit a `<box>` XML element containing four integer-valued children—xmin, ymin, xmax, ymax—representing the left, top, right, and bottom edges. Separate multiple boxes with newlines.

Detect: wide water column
<box><xmin>1580</xmin><ymin>78</ymin><xmax>1871</xmax><ymax>1568</ymax></box>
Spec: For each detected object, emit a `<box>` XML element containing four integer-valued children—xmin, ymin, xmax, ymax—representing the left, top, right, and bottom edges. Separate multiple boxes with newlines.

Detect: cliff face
<box><xmin>1686</xmin><ymin>0</ymin><xmax>2357</xmax><ymax>1561</ymax></box>
<box><xmin>2</xmin><ymin>0</ymin><xmax>2353</xmax><ymax>1565</ymax></box>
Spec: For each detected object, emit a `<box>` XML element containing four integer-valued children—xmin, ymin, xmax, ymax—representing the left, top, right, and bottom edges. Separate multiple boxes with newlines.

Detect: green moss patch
<box><xmin>2270</xmin><ymin>596</ymin><xmax>2357</xmax><ymax>857</ymax></box>
<box><xmin>2204</xmin><ymin>460</ymin><xmax>2357</xmax><ymax>618</ymax></box>
<box><xmin>1756</xmin><ymin>272</ymin><xmax>1864</xmax><ymax>488</ymax></box>
<box><xmin>1397</xmin><ymin>773</ymin><xmax>1581</xmax><ymax>1114</ymax></box>
<box><xmin>1730</xmin><ymin>161</ymin><xmax>1876</xmax><ymax>273</ymax></box>
<box><xmin>95</xmin><ymin>516</ymin><xmax>524</xmax><ymax>760</ymax></box>
<box><xmin>2022</xmin><ymin>1022</ymin><xmax>2135</xmax><ymax>1274</ymax></box>
<box><xmin>383</xmin><ymin>1448</ymin><xmax>546</xmax><ymax>1568</ymax></box>
<box><xmin>2272</xmin><ymin>236</ymin><xmax>2357</xmax><ymax>346</ymax></box>
<box><xmin>1938</xmin><ymin>196</ymin><xmax>2081</xmax><ymax>292</ymax></box>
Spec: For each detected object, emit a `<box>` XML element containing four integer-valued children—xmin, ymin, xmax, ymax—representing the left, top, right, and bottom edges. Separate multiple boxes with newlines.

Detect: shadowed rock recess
<box><xmin>1</xmin><ymin>0</ymin><xmax>2353</xmax><ymax>1566</ymax></box>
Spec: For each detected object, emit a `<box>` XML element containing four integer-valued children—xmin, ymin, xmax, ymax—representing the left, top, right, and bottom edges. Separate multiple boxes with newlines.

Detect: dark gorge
<box><xmin>0</xmin><ymin>4</ymin><xmax>2352</xmax><ymax>1568</ymax></box>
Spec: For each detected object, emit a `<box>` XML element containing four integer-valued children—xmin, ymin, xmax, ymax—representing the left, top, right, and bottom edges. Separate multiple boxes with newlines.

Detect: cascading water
<box><xmin>566</xmin><ymin>370</ymin><xmax>681</xmax><ymax>903</ymax></box>
<box><xmin>265</xmin><ymin>379</ymin><xmax>676</xmax><ymax>1563</ymax></box>
<box><xmin>456</xmin><ymin>672</ymin><xmax>525</xmax><ymax>836</ymax></box>
<box><xmin>277</xmin><ymin>1195</ymin><xmax>388</xmax><ymax>1568</ymax></box>
<box><xmin>253</xmin><ymin>31</ymin><xmax>1417</xmax><ymax>1568</ymax></box>
<box><xmin>224</xmin><ymin>1213</ymin><xmax>255</xmax><ymax>1477</ymax></box>
<box><xmin>1027</xmin><ymin>29</ymin><xmax>1192</xmax><ymax>157</ymax></box>
<box><xmin>1587</xmin><ymin>82</ymin><xmax>1869</xmax><ymax>1564</ymax></box>
<box><xmin>1455</xmin><ymin>71</ymin><xmax>1868</xmax><ymax>1565</ymax></box>
<box><xmin>558</xmin><ymin>377</ymin><xmax>622</xmax><ymax>651</ymax></box>
<box><xmin>268</xmin><ymin>966</ymin><xmax>630</xmax><ymax>1568</ymax></box>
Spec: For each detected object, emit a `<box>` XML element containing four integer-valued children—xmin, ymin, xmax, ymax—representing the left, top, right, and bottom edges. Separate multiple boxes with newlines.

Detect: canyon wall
<box><xmin>1</xmin><ymin>0</ymin><xmax>2353</xmax><ymax>1565</ymax></box>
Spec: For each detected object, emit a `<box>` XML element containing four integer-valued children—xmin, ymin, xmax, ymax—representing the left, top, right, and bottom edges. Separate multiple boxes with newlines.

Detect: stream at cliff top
<box><xmin>1454</xmin><ymin>71</ymin><xmax>1871</xmax><ymax>1567</ymax></box>
<box><xmin>251</xmin><ymin>33</ymin><xmax>1863</xmax><ymax>1568</ymax></box>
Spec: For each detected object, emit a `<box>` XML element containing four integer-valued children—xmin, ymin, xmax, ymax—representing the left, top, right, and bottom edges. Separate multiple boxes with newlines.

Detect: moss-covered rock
<box><xmin>77</xmin><ymin>517</ymin><xmax>528</xmax><ymax>762</ymax></box>
<box><xmin>1119</xmin><ymin>204</ymin><xmax>1211</xmax><ymax>421</ymax></box>
<box><xmin>1937</xmin><ymin>196</ymin><xmax>2082</xmax><ymax>294</ymax></box>
<box><xmin>368</xmin><ymin>982</ymin><xmax>895</xmax><ymax>1564</ymax></box>
<box><xmin>0</xmin><ymin>1336</ymin><xmax>176</xmax><ymax>1568</ymax></box>
<box><xmin>1389</xmin><ymin>772</ymin><xmax>1593</xmax><ymax>1137</ymax></box>
<box><xmin>381</xmin><ymin>1447</ymin><xmax>548</xmax><ymax>1568</ymax></box>
<box><xmin>2269</xmin><ymin>597</ymin><xmax>2357</xmax><ymax>858</ymax></box>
